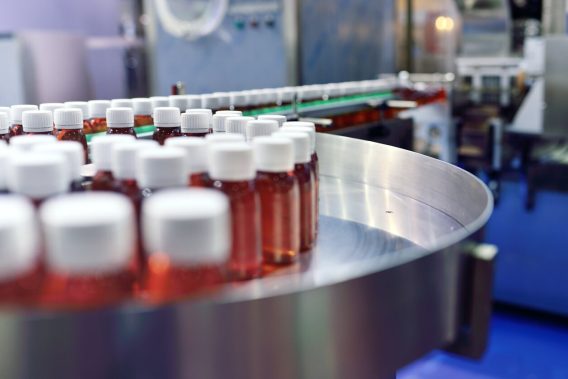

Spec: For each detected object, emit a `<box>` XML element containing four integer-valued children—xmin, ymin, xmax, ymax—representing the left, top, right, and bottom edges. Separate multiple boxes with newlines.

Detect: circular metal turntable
<box><xmin>0</xmin><ymin>134</ymin><xmax>493</xmax><ymax>379</ymax></box>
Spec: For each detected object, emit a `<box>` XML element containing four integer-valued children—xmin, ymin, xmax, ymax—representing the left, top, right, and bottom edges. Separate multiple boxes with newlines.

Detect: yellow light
<box><xmin>435</xmin><ymin>16</ymin><xmax>455</xmax><ymax>32</ymax></box>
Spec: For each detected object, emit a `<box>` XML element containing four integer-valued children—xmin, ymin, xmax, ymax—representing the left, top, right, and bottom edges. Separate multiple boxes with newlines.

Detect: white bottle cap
<box><xmin>253</xmin><ymin>136</ymin><xmax>294</xmax><ymax>173</ymax></box>
<box><xmin>216</xmin><ymin>110</ymin><xmax>242</xmax><ymax>116</ymax></box>
<box><xmin>185</xmin><ymin>108</ymin><xmax>213</xmax><ymax>128</ymax></box>
<box><xmin>39</xmin><ymin>103</ymin><xmax>65</xmax><ymax>114</ymax></box>
<box><xmin>9</xmin><ymin>135</ymin><xmax>57</xmax><ymax>152</ymax></box>
<box><xmin>201</xmin><ymin>94</ymin><xmax>219</xmax><ymax>110</ymax></box>
<box><xmin>34</xmin><ymin>141</ymin><xmax>85</xmax><ymax>181</ymax></box>
<box><xmin>244</xmin><ymin>90</ymin><xmax>260</xmax><ymax>106</ymax></box>
<box><xmin>150</xmin><ymin>96</ymin><xmax>170</xmax><ymax>108</ymax></box>
<box><xmin>205</xmin><ymin>133</ymin><xmax>246</xmax><ymax>144</ymax></box>
<box><xmin>142</xmin><ymin>189</ymin><xmax>230</xmax><ymax>266</ymax></box>
<box><xmin>40</xmin><ymin>193</ymin><xmax>135</xmax><ymax>274</ymax></box>
<box><xmin>185</xmin><ymin>95</ymin><xmax>202</xmax><ymax>109</ymax></box>
<box><xmin>137</xmin><ymin>147</ymin><xmax>186</xmax><ymax>189</ymax></box>
<box><xmin>64</xmin><ymin>101</ymin><xmax>89</xmax><ymax>120</ymax></box>
<box><xmin>91</xmin><ymin>134</ymin><xmax>136</xmax><ymax>171</ymax></box>
<box><xmin>168</xmin><ymin>95</ymin><xmax>187</xmax><ymax>110</ymax></box>
<box><xmin>212</xmin><ymin>93</ymin><xmax>230</xmax><ymax>109</ymax></box>
<box><xmin>230</xmin><ymin>92</ymin><xmax>248</xmax><ymax>107</ymax></box>
<box><xmin>280</xmin><ymin>126</ymin><xmax>316</xmax><ymax>153</ymax></box>
<box><xmin>153</xmin><ymin>107</ymin><xmax>180</xmax><ymax>128</ymax></box>
<box><xmin>246</xmin><ymin>119</ymin><xmax>279</xmax><ymax>141</ymax></box>
<box><xmin>22</xmin><ymin>110</ymin><xmax>53</xmax><ymax>133</ymax></box>
<box><xmin>54</xmin><ymin>108</ymin><xmax>82</xmax><ymax>130</ymax></box>
<box><xmin>112</xmin><ymin>140</ymin><xmax>158</xmax><ymax>180</ymax></box>
<box><xmin>0</xmin><ymin>107</ymin><xmax>10</xmax><ymax>115</ymax></box>
<box><xmin>88</xmin><ymin>100</ymin><xmax>111</xmax><ymax>118</ymax></box>
<box><xmin>259</xmin><ymin>89</ymin><xmax>278</xmax><ymax>104</ymax></box>
<box><xmin>7</xmin><ymin>152</ymin><xmax>69</xmax><ymax>198</ymax></box>
<box><xmin>181</xmin><ymin>112</ymin><xmax>209</xmax><ymax>133</ymax></box>
<box><xmin>282</xmin><ymin>121</ymin><xmax>316</xmax><ymax>130</ymax></box>
<box><xmin>106</xmin><ymin>107</ymin><xmax>134</xmax><ymax>128</ymax></box>
<box><xmin>0</xmin><ymin>195</ymin><xmax>40</xmax><ymax>280</ymax></box>
<box><xmin>225</xmin><ymin>116</ymin><xmax>254</xmax><ymax>137</ymax></box>
<box><xmin>258</xmin><ymin>114</ymin><xmax>287</xmax><ymax>127</ymax></box>
<box><xmin>212</xmin><ymin>111</ymin><xmax>242</xmax><ymax>133</ymax></box>
<box><xmin>132</xmin><ymin>98</ymin><xmax>152</xmax><ymax>116</ymax></box>
<box><xmin>277</xmin><ymin>87</ymin><xmax>295</xmax><ymax>104</ymax></box>
<box><xmin>165</xmin><ymin>137</ymin><xmax>208</xmax><ymax>174</ymax></box>
<box><xmin>273</xmin><ymin>131</ymin><xmax>311</xmax><ymax>164</ymax></box>
<box><xmin>0</xmin><ymin>112</ymin><xmax>8</xmax><ymax>134</ymax></box>
<box><xmin>111</xmin><ymin>99</ymin><xmax>134</xmax><ymax>108</ymax></box>
<box><xmin>208</xmin><ymin>143</ymin><xmax>255</xmax><ymax>181</ymax></box>
<box><xmin>11</xmin><ymin>105</ymin><xmax>38</xmax><ymax>124</ymax></box>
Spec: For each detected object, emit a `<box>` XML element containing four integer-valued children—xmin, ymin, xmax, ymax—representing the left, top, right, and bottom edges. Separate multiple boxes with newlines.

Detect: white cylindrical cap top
<box><xmin>165</xmin><ymin>137</ymin><xmax>208</xmax><ymax>174</ymax></box>
<box><xmin>246</xmin><ymin>119</ymin><xmax>279</xmax><ymax>141</ymax></box>
<box><xmin>230</xmin><ymin>92</ymin><xmax>248</xmax><ymax>107</ymax></box>
<box><xmin>111</xmin><ymin>99</ymin><xmax>133</xmax><ymax>108</ymax></box>
<box><xmin>181</xmin><ymin>112</ymin><xmax>209</xmax><ymax>133</ymax></box>
<box><xmin>88</xmin><ymin>100</ymin><xmax>111</xmax><ymax>118</ymax></box>
<box><xmin>106</xmin><ymin>107</ymin><xmax>134</xmax><ymax>128</ymax></box>
<box><xmin>277</xmin><ymin>88</ymin><xmax>295</xmax><ymax>104</ymax></box>
<box><xmin>216</xmin><ymin>110</ymin><xmax>242</xmax><ymax>116</ymax></box>
<box><xmin>54</xmin><ymin>108</ymin><xmax>83</xmax><ymax>130</ymax></box>
<box><xmin>201</xmin><ymin>94</ymin><xmax>219</xmax><ymax>110</ymax></box>
<box><xmin>168</xmin><ymin>95</ymin><xmax>187</xmax><ymax>110</ymax></box>
<box><xmin>0</xmin><ymin>112</ymin><xmax>8</xmax><ymax>134</ymax></box>
<box><xmin>282</xmin><ymin>121</ymin><xmax>316</xmax><ymax>131</ymax></box>
<box><xmin>150</xmin><ymin>96</ymin><xmax>169</xmax><ymax>108</ymax></box>
<box><xmin>212</xmin><ymin>111</ymin><xmax>241</xmax><ymax>132</ymax></box>
<box><xmin>9</xmin><ymin>135</ymin><xmax>57</xmax><ymax>152</ymax></box>
<box><xmin>112</xmin><ymin>140</ymin><xmax>158</xmax><ymax>180</ymax></box>
<box><xmin>64</xmin><ymin>102</ymin><xmax>88</xmax><ymax>119</ymax></box>
<box><xmin>225</xmin><ymin>116</ymin><xmax>254</xmax><ymax>137</ymax></box>
<box><xmin>11</xmin><ymin>105</ymin><xmax>38</xmax><ymax>124</ymax></box>
<box><xmin>153</xmin><ymin>107</ymin><xmax>180</xmax><ymax>128</ymax></box>
<box><xmin>91</xmin><ymin>134</ymin><xmax>136</xmax><ymax>171</ymax></box>
<box><xmin>258</xmin><ymin>114</ymin><xmax>287</xmax><ymax>127</ymax></box>
<box><xmin>205</xmin><ymin>133</ymin><xmax>246</xmax><ymax>144</ymax></box>
<box><xmin>39</xmin><ymin>103</ymin><xmax>64</xmax><ymax>113</ymax></box>
<box><xmin>40</xmin><ymin>193</ymin><xmax>135</xmax><ymax>274</ymax></box>
<box><xmin>0</xmin><ymin>195</ymin><xmax>39</xmax><ymax>280</ymax></box>
<box><xmin>185</xmin><ymin>95</ymin><xmax>202</xmax><ymax>109</ymax></box>
<box><xmin>280</xmin><ymin>126</ymin><xmax>316</xmax><ymax>153</ymax></box>
<box><xmin>212</xmin><ymin>93</ymin><xmax>230</xmax><ymax>109</ymax></box>
<box><xmin>186</xmin><ymin>108</ymin><xmax>213</xmax><ymax>117</ymax></box>
<box><xmin>7</xmin><ymin>152</ymin><xmax>69</xmax><ymax>198</ymax></box>
<box><xmin>208</xmin><ymin>143</ymin><xmax>255</xmax><ymax>181</ymax></box>
<box><xmin>142</xmin><ymin>189</ymin><xmax>231</xmax><ymax>266</ymax></box>
<box><xmin>22</xmin><ymin>110</ymin><xmax>53</xmax><ymax>133</ymax></box>
<box><xmin>273</xmin><ymin>131</ymin><xmax>311</xmax><ymax>164</ymax></box>
<box><xmin>34</xmin><ymin>141</ymin><xmax>85</xmax><ymax>180</ymax></box>
<box><xmin>132</xmin><ymin>98</ymin><xmax>152</xmax><ymax>115</ymax></box>
<box><xmin>253</xmin><ymin>136</ymin><xmax>294</xmax><ymax>173</ymax></box>
<box><xmin>136</xmin><ymin>147</ymin><xmax>186</xmax><ymax>189</ymax></box>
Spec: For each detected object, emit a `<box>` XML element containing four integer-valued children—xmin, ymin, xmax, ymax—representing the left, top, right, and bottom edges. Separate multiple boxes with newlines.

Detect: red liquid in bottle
<box><xmin>135</xmin><ymin>115</ymin><xmax>153</xmax><ymax>128</ymax></box>
<box><xmin>107</xmin><ymin>127</ymin><xmax>137</xmax><ymax>137</ymax></box>
<box><xmin>10</xmin><ymin>124</ymin><xmax>23</xmax><ymax>137</ymax></box>
<box><xmin>256</xmin><ymin>171</ymin><xmax>300</xmax><ymax>264</ymax></box>
<box><xmin>153</xmin><ymin>127</ymin><xmax>182</xmax><ymax>145</ymax></box>
<box><xmin>294</xmin><ymin>163</ymin><xmax>316</xmax><ymax>252</ymax></box>
<box><xmin>90</xmin><ymin>117</ymin><xmax>107</xmax><ymax>133</ymax></box>
<box><xmin>189</xmin><ymin>172</ymin><xmax>210</xmax><ymax>187</ymax></box>
<box><xmin>92</xmin><ymin>170</ymin><xmax>115</xmax><ymax>191</ymax></box>
<box><xmin>115</xmin><ymin>178</ymin><xmax>143</xmax><ymax>273</ymax></box>
<box><xmin>0</xmin><ymin>265</ymin><xmax>43</xmax><ymax>306</ymax></box>
<box><xmin>83</xmin><ymin>120</ymin><xmax>93</xmax><ymax>134</ymax></box>
<box><xmin>182</xmin><ymin>131</ymin><xmax>209</xmax><ymax>137</ymax></box>
<box><xmin>0</xmin><ymin>133</ymin><xmax>9</xmax><ymax>143</ymax></box>
<box><xmin>25</xmin><ymin>130</ymin><xmax>53</xmax><ymax>136</ymax></box>
<box><xmin>55</xmin><ymin>129</ymin><xmax>88</xmax><ymax>163</ymax></box>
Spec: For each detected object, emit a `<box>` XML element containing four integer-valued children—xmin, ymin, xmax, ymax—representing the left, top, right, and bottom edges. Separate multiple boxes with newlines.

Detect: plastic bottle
<box><xmin>207</xmin><ymin>143</ymin><xmax>261</xmax><ymax>280</ymax></box>
<box><xmin>6</xmin><ymin>151</ymin><xmax>68</xmax><ymax>207</ymax></box>
<box><xmin>10</xmin><ymin>105</ymin><xmax>38</xmax><ymax>137</ymax></box>
<box><xmin>246</xmin><ymin>119</ymin><xmax>278</xmax><ymax>141</ymax></box>
<box><xmin>133</xmin><ymin>98</ymin><xmax>153</xmax><ymax>127</ymax></box>
<box><xmin>22</xmin><ymin>110</ymin><xmax>54</xmax><ymax>136</ymax></box>
<box><xmin>39</xmin><ymin>193</ymin><xmax>137</xmax><ymax>309</ymax></box>
<box><xmin>111</xmin><ymin>98</ymin><xmax>134</xmax><ymax>108</ymax></box>
<box><xmin>153</xmin><ymin>107</ymin><xmax>182</xmax><ymax>145</ymax></box>
<box><xmin>106</xmin><ymin>107</ymin><xmax>137</xmax><ymax>137</ymax></box>
<box><xmin>225</xmin><ymin>116</ymin><xmax>254</xmax><ymax>138</ymax></box>
<box><xmin>258</xmin><ymin>114</ymin><xmax>286</xmax><ymax>127</ymax></box>
<box><xmin>0</xmin><ymin>112</ymin><xmax>10</xmax><ymax>143</ymax></box>
<box><xmin>64</xmin><ymin>101</ymin><xmax>92</xmax><ymax>134</ymax></box>
<box><xmin>253</xmin><ymin>137</ymin><xmax>300</xmax><ymax>264</ymax></box>
<box><xmin>34</xmin><ymin>141</ymin><xmax>85</xmax><ymax>192</ymax></box>
<box><xmin>181</xmin><ymin>112</ymin><xmax>210</xmax><ymax>137</ymax></box>
<box><xmin>273</xmin><ymin>131</ymin><xmax>316</xmax><ymax>252</ymax></box>
<box><xmin>91</xmin><ymin>134</ymin><xmax>136</xmax><ymax>191</ymax></box>
<box><xmin>142</xmin><ymin>189</ymin><xmax>230</xmax><ymax>303</ymax></box>
<box><xmin>88</xmin><ymin>100</ymin><xmax>111</xmax><ymax>133</ymax></box>
<box><xmin>186</xmin><ymin>109</ymin><xmax>213</xmax><ymax>132</ymax></box>
<box><xmin>53</xmin><ymin>108</ymin><xmax>88</xmax><ymax>162</ymax></box>
<box><xmin>9</xmin><ymin>135</ymin><xmax>56</xmax><ymax>152</ymax></box>
<box><xmin>150</xmin><ymin>96</ymin><xmax>169</xmax><ymax>109</ymax></box>
<box><xmin>0</xmin><ymin>195</ymin><xmax>42</xmax><ymax>305</ymax></box>
<box><xmin>137</xmin><ymin>147</ymin><xmax>186</xmax><ymax>200</ymax></box>
<box><xmin>212</xmin><ymin>111</ymin><xmax>242</xmax><ymax>133</ymax></box>
<box><xmin>165</xmin><ymin>137</ymin><xmax>208</xmax><ymax>186</ymax></box>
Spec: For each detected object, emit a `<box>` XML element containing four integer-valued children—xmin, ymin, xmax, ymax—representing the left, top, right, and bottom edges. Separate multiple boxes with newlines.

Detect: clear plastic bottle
<box><xmin>0</xmin><ymin>195</ymin><xmax>42</xmax><ymax>305</ymax></box>
<box><xmin>246</xmin><ymin>119</ymin><xmax>278</xmax><ymax>141</ymax></box>
<box><xmin>22</xmin><ymin>110</ymin><xmax>54</xmax><ymax>135</ymax></box>
<box><xmin>258</xmin><ymin>114</ymin><xmax>286</xmax><ymax>127</ymax></box>
<box><xmin>142</xmin><ymin>189</ymin><xmax>230</xmax><ymax>303</ymax></box>
<box><xmin>10</xmin><ymin>105</ymin><xmax>38</xmax><ymax>137</ymax></box>
<box><xmin>181</xmin><ymin>112</ymin><xmax>210</xmax><ymax>137</ymax></box>
<box><xmin>64</xmin><ymin>101</ymin><xmax>93</xmax><ymax>134</ymax></box>
<box><xmin>207</xmin><ymin>143</ymin><xmax>261</xmax><ymax>280</ymax></box>
<box><xmin>152</xmin><ymin>107</ymin><xmax>182</xmax><ymax>145</ymax></box>
<box><xmin>132</xmin><ymin>98</ymin><xmax>154</xmax><ymax>127</ymax></box>
<box><xmin>212</xmin><ymin>111</ymin><xmax>242</xmax><ymax>133</ymax></box>
<box><xmin>88</xmin><ymin>100</ymin><xmax>111</xmax><ymax>133</ymax></box>
<box><xmin>106</xmin><ymin>107</ymin><xmax>137</xmax><ymax>137</ymax></box>
<box><xmin>253</xmin><ymin>137</ymin><xmax>300</xmax><ymax>264</ymax></box>
<box><xmin>34</xmin><ymin>141</ymin><xmax>86</xmax><ymax>192</ymax></box>
<box><xmin>91</xmin><ymin>134</ymin><xmax>136</xmax><ymax>191</ymax></box>
<box><xmin>165</xmin><ymin>137</ymin><xmax>209</xmax><ymax>186</ymax></box>
<box><xmin>283</xmin><ymin>121</ymin><xmax>319</xmax><ymax>181</ymax></box>
<box><xmin>137</xmin><ymin>147</ymin><xmax>187</xmax><ymax>199</ymax></box>
<box><xmin>53</xmin><ymin>108</ymin><xmax>88</xmax><ymax>162</ymax></box>
<box><xmin>39</xmin><ymin>193</ymin><xmax>137</xmax><ymax>309</ymax></box>
<box><xmin>273</xmin><ymin>131</ymin><xmax>316</xmax><ymax>252</ymax></box>
<box><xmin>0</xmin><ymin>112</ymin><xmax>10</xmax><ymax>143</ymax></box>
<box><xmin>225</xmin><ymin>116</ymin><xmax>254</xmax><ymax>138</ymax></box>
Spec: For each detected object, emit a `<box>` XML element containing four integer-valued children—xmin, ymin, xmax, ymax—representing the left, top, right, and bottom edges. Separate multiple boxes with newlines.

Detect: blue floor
<box><xmin>399</xmin><ymin>311</ymin><xmax>568</xmax><ymax>379</ymax></box>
